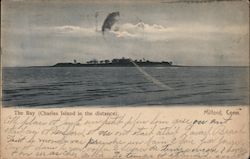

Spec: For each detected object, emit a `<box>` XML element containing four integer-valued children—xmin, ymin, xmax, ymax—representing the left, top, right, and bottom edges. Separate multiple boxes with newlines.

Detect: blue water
<box><xmin>2</xmin><ymin>67</ymin><xmax>249</xmax><ymax>107</ymax></box>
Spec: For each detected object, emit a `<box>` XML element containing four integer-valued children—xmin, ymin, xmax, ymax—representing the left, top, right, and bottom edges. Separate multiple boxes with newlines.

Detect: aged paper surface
<box><xmin>1</xmin><ymin>0</ymin><xmax>249</xmax><ymax>159</ymax></box>
<box><xmin>1</xmin><ymin>107</ymin><xmax>249</xmax><ymax>159</ymax></box>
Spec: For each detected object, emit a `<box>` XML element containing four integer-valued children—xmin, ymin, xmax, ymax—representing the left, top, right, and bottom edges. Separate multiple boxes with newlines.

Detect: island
<box><xmin>52</xmin><ymin>57</ymin><xmax>179</xmax><ymax>67</ymax></box>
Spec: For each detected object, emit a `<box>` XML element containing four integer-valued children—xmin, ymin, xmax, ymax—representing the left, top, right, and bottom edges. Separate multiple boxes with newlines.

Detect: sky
<box><xmin>1</xmin><ymin>0</ymin><xmax>249</xmax><ymax>66</ymax></box>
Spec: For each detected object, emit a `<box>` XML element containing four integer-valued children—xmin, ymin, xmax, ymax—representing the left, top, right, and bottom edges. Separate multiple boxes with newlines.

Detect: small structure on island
<box><xmin>87</xmin><ymin>59</ymin><xmax>99</xmax><ymax>64</ymax></box>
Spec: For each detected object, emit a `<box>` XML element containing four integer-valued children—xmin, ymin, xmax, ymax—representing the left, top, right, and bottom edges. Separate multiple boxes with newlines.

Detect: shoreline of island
<box><xmin>51</xmin><ymin>57</ymin><xmax>179</xmax><ymax>67</ymax></box>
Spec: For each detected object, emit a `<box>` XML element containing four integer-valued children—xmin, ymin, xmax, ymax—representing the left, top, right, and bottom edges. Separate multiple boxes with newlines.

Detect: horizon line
<box><xmin>2</xmin><ymin>65</ymin><xmax>250</xmax><ymax>68</ymax></box>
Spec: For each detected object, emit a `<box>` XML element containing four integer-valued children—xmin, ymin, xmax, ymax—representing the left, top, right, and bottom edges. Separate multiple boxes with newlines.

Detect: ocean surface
<box><xmin>2</xmin><ymin>67</ymin><xmax>249</xmax><ymax>107</ymax></box>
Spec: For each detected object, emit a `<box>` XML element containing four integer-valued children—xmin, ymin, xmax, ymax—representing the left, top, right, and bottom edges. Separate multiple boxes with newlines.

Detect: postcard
<box><xmin>1</xmin><ymin>0</ymin><xmax>249</xmax><ymax>158</ymax></box>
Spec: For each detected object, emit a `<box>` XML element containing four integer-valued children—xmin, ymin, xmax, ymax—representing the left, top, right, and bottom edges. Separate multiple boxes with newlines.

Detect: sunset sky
<box><xmin>1</xmin><ymin>0</ymin><xmax>249</xmax><ymax>66</ymax></box>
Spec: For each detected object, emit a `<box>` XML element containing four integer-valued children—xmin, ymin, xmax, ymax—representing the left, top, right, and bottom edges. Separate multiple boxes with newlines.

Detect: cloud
<box><xmin>52</xmin><ymin>26</ymin><xmax>95</xmax><ymax>34</ymax></box>
<box><xmin>33</xmin><ymin>25</ymin><xmax>98</xmax><ymax>37</ymax></box>
<box><xmin>108</xmin><ymin>22</ymin><xmax>175</xmax><ymax>41</ymax></box>
<box><xmin>53</xmin><ymin>26</ymin><xmax>84</xmax><ymax>33</ymax></box>
<box><xmin>109</xmin><ymin>22</ymin><xmax>248</xmax><ymax>40</ymax></box>
<box><xmin>17</xmin><ymin>21</ymin><xmax>246</xmax><ymax>42</ymax></box>
<box><xmin>113</xmin><ymin>22</ymin><xmax>171</xmax><ymax>34</ymax></box>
